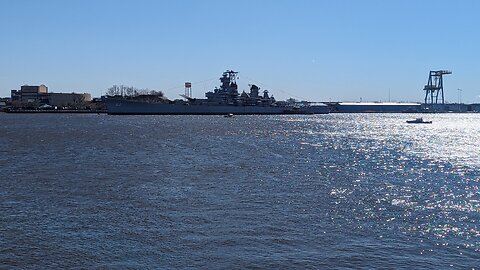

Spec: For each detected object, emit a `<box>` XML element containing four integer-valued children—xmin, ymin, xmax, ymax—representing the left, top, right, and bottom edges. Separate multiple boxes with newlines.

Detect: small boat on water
<box><xmin>406</xmin><ymin>117</ymin><xmax>432</xmax><ymax>124</ymax></box>
<box><xmin>224</xmin><ymin>113</ymin><xmax>234</xmax><ymax>118</ymax></box>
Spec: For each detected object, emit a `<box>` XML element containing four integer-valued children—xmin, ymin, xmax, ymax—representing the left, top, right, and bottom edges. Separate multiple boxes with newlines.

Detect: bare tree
<box><xmin>106</xmin><ymin>85</ymin><xmax>120</xmax><ymax>96</ymax></box>
<box><xmin>106</xmin><ymin>85</ymin><xmax>164</xmax><ymax>97</ymax></box>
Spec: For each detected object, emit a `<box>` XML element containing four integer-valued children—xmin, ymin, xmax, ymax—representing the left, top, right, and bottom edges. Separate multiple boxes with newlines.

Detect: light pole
<box><xmin>457</xmin><ymin>88</ymin><xmax>462</xmax><ymax>112</ymax></box>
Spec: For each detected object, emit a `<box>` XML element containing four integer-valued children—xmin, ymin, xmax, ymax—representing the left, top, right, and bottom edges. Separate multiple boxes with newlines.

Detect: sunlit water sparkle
<box><xmin>0</xmin><ymin>113</ymin><xmax>478</xmax><ymax>268</ymax></box>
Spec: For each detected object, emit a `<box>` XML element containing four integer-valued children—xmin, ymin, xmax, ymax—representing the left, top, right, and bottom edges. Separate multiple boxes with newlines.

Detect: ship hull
<box><xmin>105</xmin><ymin>99</ymin><xmax>329</xmax><ymax>115</ymax></box>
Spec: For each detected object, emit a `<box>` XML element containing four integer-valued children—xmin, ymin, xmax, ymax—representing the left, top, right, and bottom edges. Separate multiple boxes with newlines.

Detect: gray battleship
<box><xmin>104</xmin><ymin>70</ymin><xmax>329</xmax><ymax>115</ymax></box>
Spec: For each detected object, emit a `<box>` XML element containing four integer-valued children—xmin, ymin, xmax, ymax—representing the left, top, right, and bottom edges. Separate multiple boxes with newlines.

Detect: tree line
<box><xmin>106</xmin><ymin>85</ymin><xmax>164</xmax><ymax>97</ymax></box>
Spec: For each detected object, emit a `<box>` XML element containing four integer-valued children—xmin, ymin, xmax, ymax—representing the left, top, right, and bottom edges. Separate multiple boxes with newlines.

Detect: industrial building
<box><xmin>10</xmin><ymin>84</ymin><xmax>91</xmax><ymax>109</ymax></box>
<box><xmin>326</xmin><ymin>102</ymin><xmax>422</xmax><ymax>113</ymax></box>
<box><xmin>11</xmin><ymin>85</ymin><xmax>49</xmax><ymax>105</ymax></box>
<box><xmin>47</xmin><ymin>92</ymin><xmax>92</xmax><ymax>108</ymax></box>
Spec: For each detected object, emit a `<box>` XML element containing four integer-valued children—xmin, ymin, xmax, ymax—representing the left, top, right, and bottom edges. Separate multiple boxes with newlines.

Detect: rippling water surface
<box><xmin>1</xmin><ymin>113</ymin><xmax>479</xmax><ymax>268</ymax></box>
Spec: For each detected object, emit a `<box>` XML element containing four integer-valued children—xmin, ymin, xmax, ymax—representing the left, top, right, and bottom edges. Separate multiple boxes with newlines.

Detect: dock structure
<box><xmin>423</xmin><ymin>70</ymin><xmax>452</xmax><ymax>111</ymax></box>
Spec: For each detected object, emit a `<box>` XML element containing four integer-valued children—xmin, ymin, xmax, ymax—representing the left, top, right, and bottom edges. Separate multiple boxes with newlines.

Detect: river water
<box><xmin>0</xmin><ymin>113</ymin><xmax>479</xmax><ymax>268</ymax></box>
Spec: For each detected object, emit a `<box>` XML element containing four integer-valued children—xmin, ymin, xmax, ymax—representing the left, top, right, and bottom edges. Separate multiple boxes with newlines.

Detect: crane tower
<box><xmin>423</xmin><ymin>70</ymin><xmax>452</xmax><ymax>110</ymax></box>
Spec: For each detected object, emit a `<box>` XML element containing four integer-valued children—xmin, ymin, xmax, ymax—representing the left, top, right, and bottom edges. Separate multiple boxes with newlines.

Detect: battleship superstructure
<box><xmin>104</xmin><ymin>70</ymin><xmax>329</xmax><ymax>115</ymax></box>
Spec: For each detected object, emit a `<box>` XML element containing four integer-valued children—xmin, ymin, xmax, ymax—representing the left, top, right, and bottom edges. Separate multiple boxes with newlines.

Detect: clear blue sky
<box><xmin>1</xmin><ymin>0</ymin><xmax>479</xmax><ymax>103</ymax></box>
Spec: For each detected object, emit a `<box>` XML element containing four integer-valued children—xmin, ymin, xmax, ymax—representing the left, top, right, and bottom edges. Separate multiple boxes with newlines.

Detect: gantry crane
<box><xmin>423</xmin><ymin>70</ymin><xmax>452</xmax><ymax>110</ymax></box>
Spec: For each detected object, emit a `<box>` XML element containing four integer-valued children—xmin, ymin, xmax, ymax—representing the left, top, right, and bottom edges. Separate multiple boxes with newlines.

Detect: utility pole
<box><xmin>457</xmin><ymin>88</ymin><xmax>462</xmax><ymax>112</ymax></box>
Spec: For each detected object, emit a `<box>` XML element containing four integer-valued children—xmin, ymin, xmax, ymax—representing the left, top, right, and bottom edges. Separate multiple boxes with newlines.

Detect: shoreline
<box><xmin>3</xmin><ymin>109</ymin><xmax>107</xmax><ymax>114</ymax></box>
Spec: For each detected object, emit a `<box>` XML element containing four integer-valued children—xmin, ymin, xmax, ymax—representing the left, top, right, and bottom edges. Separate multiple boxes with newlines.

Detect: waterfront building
<box><xmin>15</xmin><ymin>84</ymin><xmax>49</xmax><ymax>105</ymax></box>
<box><xmin>327</xmin><ymin>102</ymin><xmax>422</xmax><ymax>113</ymax></box>
<box><xmin>0</xmin><ymin>98</ymin><xmax>8</xmax><ymax>110</ymax></box>
<box><xmin>48</xmin><ymin>92</ymin><xmax>92</xmax><ymax>108</ymax></box>
<box><xmin>10</xmin><ymin>84</ymin><xmax>92</xmax><ymax>109</ymax></box>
